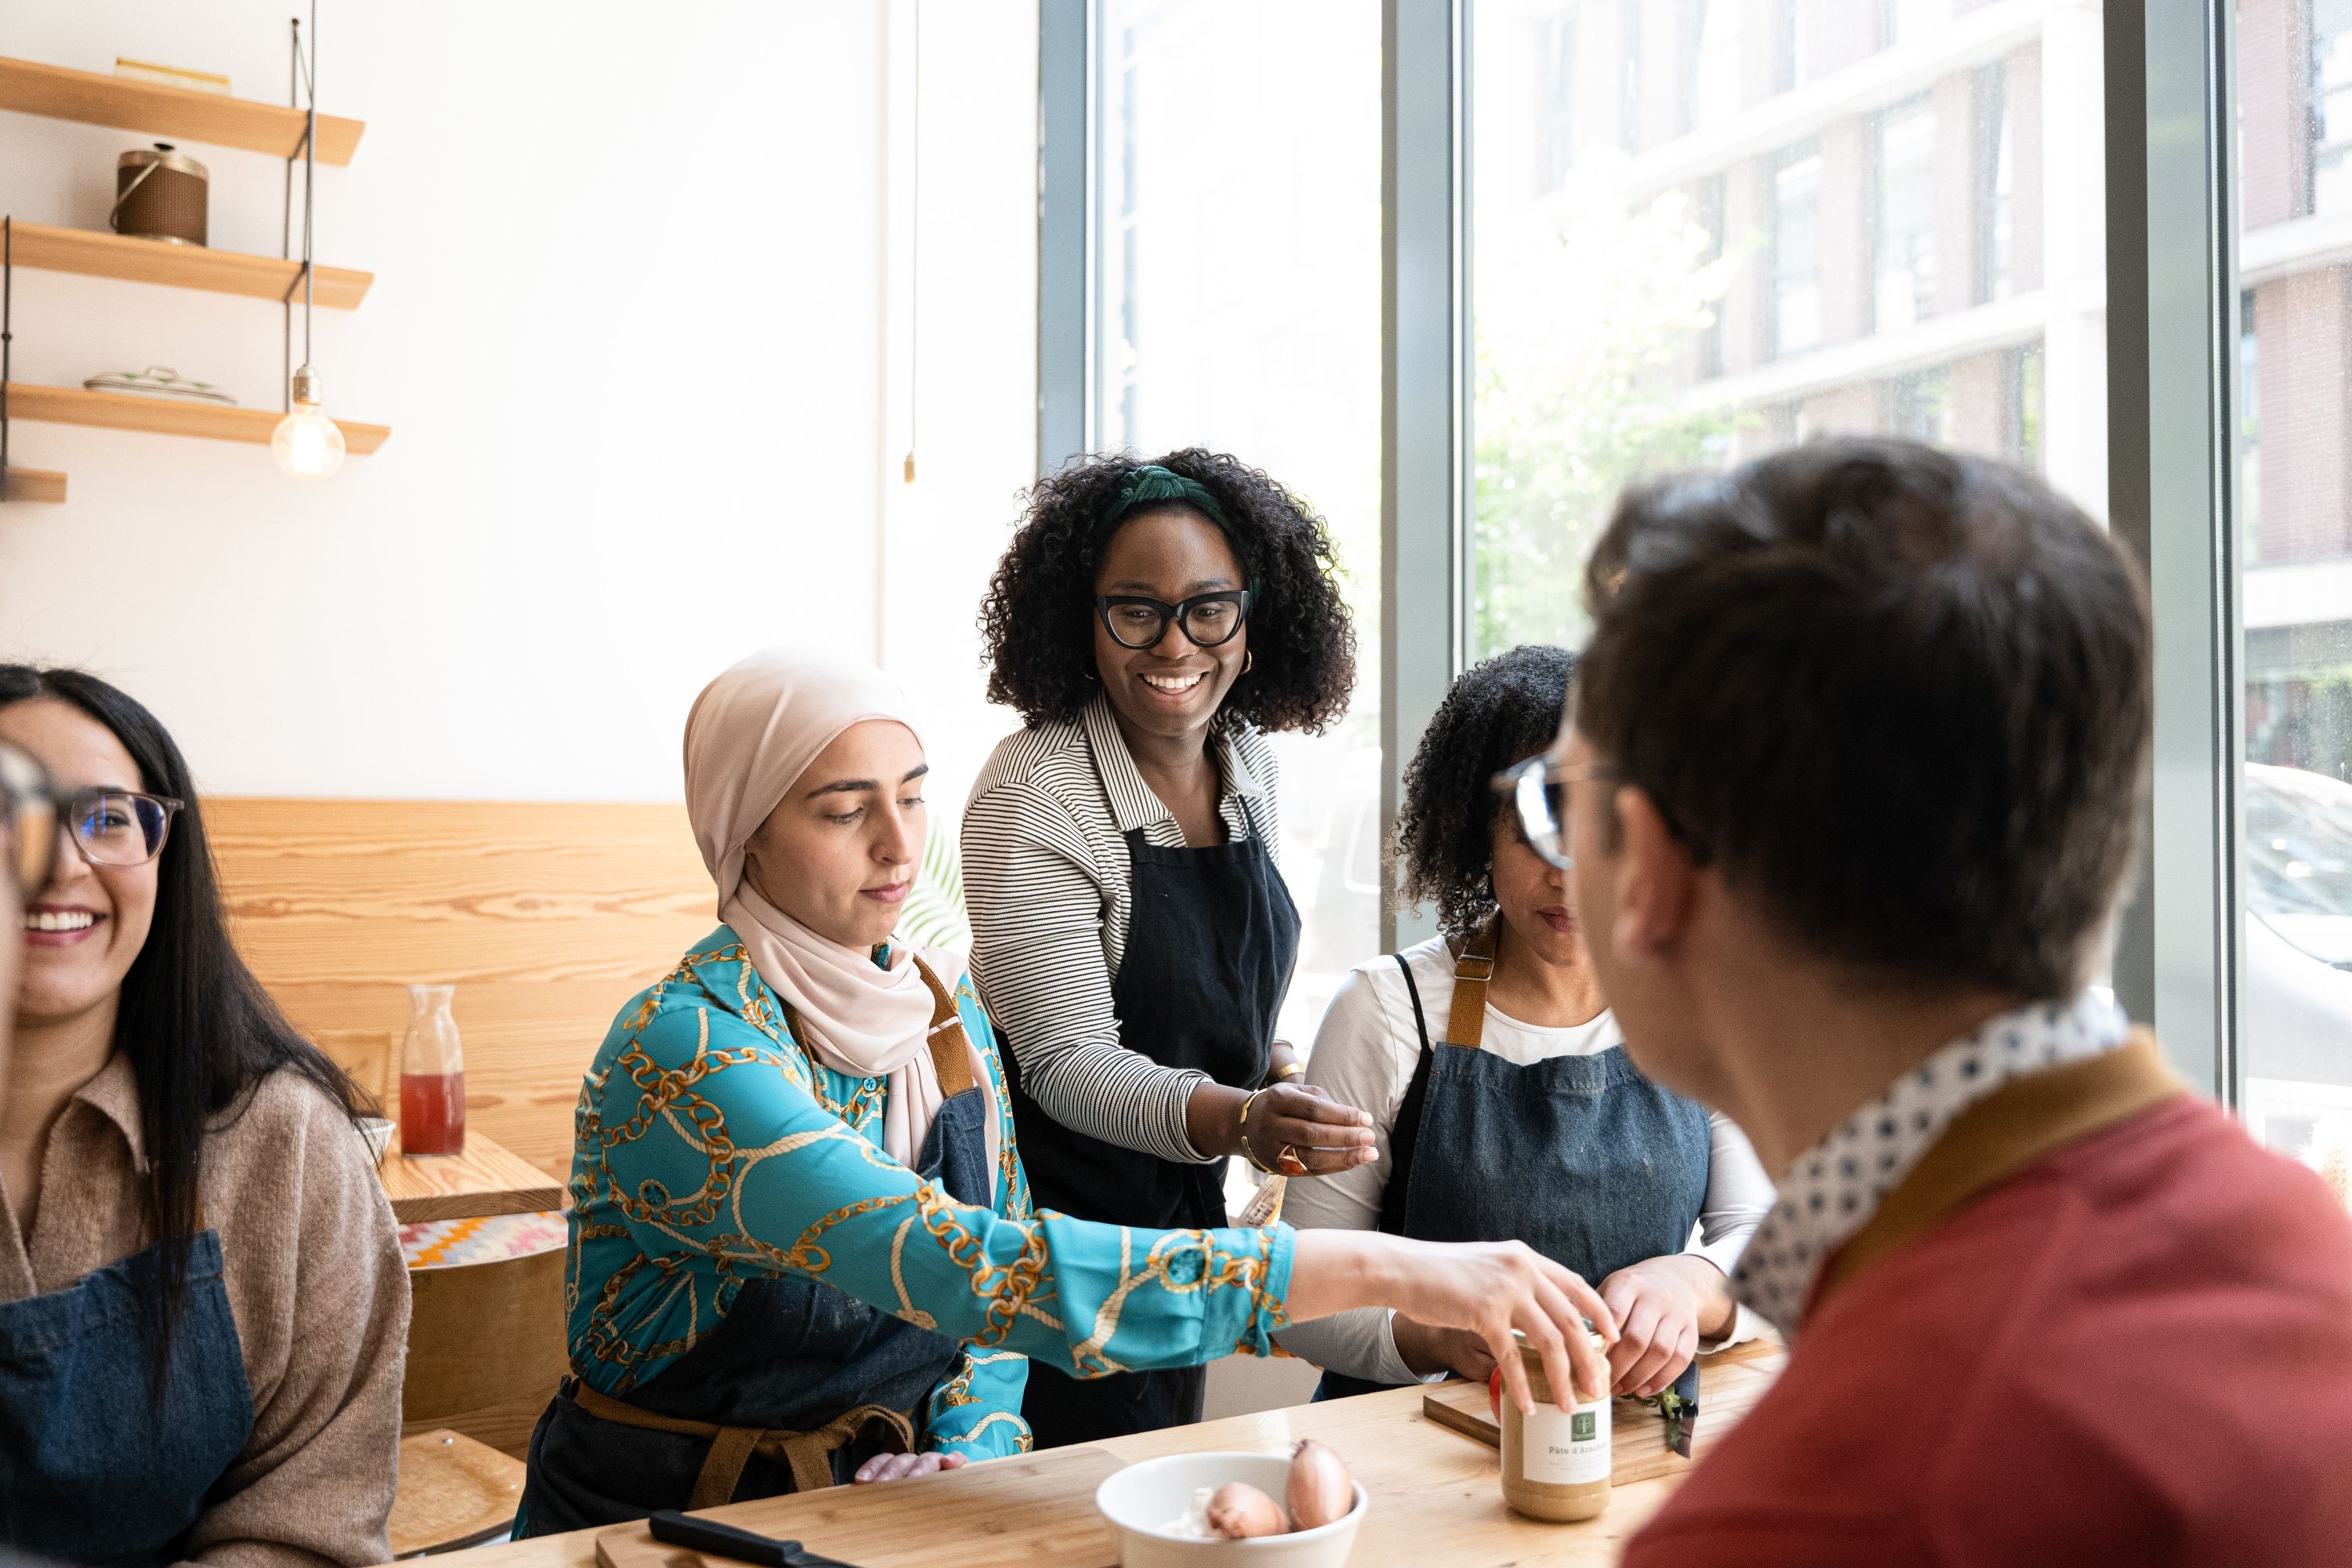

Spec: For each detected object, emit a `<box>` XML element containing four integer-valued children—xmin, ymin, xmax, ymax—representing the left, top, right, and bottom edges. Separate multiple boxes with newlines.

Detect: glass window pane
<box><xmin>1472</xmin><ymin>0</ymin><xmax>2106</xmax><ymax>659</ymax></box>
<box><xmin>1875</xmin><ymin>100</ymin><xmax>1938</xmax><ymax>331</ymax></box>
<box><xmin>1093</xmin><ymin>0</ymin><xmax>1381</xmax><ymax>1056</ymax></box>
<box><xmin>2236</xmin><ymin>0</ymin><xmax>2352</xmax><ymax>1211</ymax></box>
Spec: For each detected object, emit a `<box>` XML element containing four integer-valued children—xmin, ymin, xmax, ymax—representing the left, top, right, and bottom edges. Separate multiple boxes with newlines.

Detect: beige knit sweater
<box><xmin>0</xmin><ymin>1054</ymin><xmax>410</xmax><ymax>1566</ymax></box>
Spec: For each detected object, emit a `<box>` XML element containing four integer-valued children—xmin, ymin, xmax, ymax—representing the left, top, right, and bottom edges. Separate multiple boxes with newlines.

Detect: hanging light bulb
<box><xmin>274</xmin><ymin>5</ymin><xmax>345</xmax><ymax>484</ymax></box>
<box><xmin>272</xmin><ymin>363</ymin><xmax>345</xmax><ymax>481</ymax></box>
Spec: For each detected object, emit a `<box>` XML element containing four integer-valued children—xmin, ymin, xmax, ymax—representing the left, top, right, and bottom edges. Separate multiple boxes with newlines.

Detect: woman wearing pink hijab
<box><xmin>519</xmin><ymin>647</ymin><xmax>1620</xmax><ymax>1533</ymax></box>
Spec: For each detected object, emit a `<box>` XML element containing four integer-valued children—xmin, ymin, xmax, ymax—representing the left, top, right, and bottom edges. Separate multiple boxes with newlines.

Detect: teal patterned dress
<box><xmin>563</xmin><ymin>927</ymin><xmax>1295</xmax><ymax>1460</ymax></box>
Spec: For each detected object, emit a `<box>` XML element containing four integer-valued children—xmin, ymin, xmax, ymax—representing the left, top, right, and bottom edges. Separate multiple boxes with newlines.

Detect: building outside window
<box><xmin>2311</xmin><ymin>0</ymin><xmax>2352</xmax><ymax>214</ymax></box>
<box><xmin>1875</xmin><ymin>98</ymin><xmax>1939</xmax><ymax>329</ymax></box>
<box><xmin>1771</xmin><ymin>145</ymin><xmax>1824</xmax><ymax>357</ymax></box>
<box><xmin>1470</xmin><ymin>1</ymin><xmax>2103</xmax><ymax>669</ymax></box>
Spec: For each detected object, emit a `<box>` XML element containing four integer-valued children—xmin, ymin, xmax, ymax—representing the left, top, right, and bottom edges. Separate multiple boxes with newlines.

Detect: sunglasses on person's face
<box><xmin>1491</xmin><ymin>755</ymin><xmax>1612</xmax><ymax>871</ymax></box>
<box><xmin>1094</xmin><ymin>588</ymin><xmax>1254</xmax><ymax>651</ymax></box>
<box><xmin>0</xmin><ymin>742</ymin><xmax>60</xmax><ymax>896</ymax></box>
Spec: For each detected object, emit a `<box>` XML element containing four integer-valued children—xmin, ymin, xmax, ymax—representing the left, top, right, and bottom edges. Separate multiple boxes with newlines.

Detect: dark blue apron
<box><xmin>0</xmin><ymin>1226</ymin><xmax>257</xmax><ymax>1567</ymax></box>
<box><xmin>519</xmin><ymin>960</ymin><xmax>996</xmax><ymax>1534</ymax></box>
<box><xmin>1011</xmin><ymin>762</ymin><xmax>1300</xmax><ymax>1447</ymax></box>
<box><xmin>1317</xmin><ymin>928</ymin><xmax>1711</xmax><ymax>1416</ymax></box>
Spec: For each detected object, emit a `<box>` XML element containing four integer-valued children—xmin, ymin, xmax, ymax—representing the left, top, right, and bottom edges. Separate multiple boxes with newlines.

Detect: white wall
<box><xmin>0</xmin><ymin>1</ymin><xmax>1036</xmax><ymax>803</ymax></box>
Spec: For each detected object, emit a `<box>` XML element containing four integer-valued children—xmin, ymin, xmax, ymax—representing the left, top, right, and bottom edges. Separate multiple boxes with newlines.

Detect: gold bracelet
<box><xmin>1238</xmin><ymin>1087</ymin><xmax>1276</xmax><ymax>1173</ymax></box>
<box><xmin>1272</xmin><ymin>1062</ymin><xmax>1305</xmax><ymax>1082</ymax></box>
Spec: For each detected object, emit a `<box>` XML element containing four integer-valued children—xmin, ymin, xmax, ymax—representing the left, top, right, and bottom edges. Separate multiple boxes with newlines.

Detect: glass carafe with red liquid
<box><xmin>400</xmin><ymin>983</ymin><xmax>466</xmax><ymax>1156</ymax></box>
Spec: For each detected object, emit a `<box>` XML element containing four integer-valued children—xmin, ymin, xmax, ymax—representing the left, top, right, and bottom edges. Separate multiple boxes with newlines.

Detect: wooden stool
<box><xmin>389</xmin><ymin>1428</ymin><xmax>522</xmax><ymax>1555</ymax></box>
<box><xmin>401</xmin><ymin>1243</ymin><xmax>569</xmax><ymax>1457</ymax></box>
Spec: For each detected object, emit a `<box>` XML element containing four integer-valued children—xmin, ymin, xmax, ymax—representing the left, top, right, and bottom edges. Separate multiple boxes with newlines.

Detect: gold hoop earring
<box><xmin>1243</xmin><ymin>651</ymin><xmax>1254</xmax><ymax>674</ymax></box>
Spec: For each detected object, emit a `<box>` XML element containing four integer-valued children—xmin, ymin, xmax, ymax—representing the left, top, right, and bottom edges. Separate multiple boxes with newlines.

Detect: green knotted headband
<box><xmin>1095</xmin><ymin>463</ymin><xmax>1234</xmax><ymax>539</ymax></box>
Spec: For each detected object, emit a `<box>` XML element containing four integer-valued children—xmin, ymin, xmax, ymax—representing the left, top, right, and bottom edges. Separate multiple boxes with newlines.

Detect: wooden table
<box><xmin>377</xmin><ymin>1130</ymin><xmax>565</xmax><ymax>1225</ymax></box>
<box><xmin>435</xmin><ymin>1344</ymin><xmax>1783</xmax><ymax>1568</ymax></box>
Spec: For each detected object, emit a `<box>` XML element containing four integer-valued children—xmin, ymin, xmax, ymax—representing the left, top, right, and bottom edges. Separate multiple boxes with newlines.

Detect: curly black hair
<box><xmin>978</xmin><ymin>448</ymin><xmax>1359</xmax><ymax>732</ymax></box>
<box><xmin>1397</xmin><ymin>644</ymin><xmax>1577</xmax><ymax>938</ymax></box>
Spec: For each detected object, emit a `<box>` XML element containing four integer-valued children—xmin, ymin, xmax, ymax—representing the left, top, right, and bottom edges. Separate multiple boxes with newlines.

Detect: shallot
<box><xmin>1285</xmin><ymin>1439</ymin><xmax>1355</xmax><ymax>1530</ymax></box>
<box><xmin>1203</xmin><ymin>1480</ymin><xmax>1287</xmax><ymax>1538</ymax></box>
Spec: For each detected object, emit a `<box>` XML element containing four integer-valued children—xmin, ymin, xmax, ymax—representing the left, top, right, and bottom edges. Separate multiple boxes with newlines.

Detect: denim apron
<box><xmin>1011</xmin><ymin>773</ymin><xmax>1300</xmax><ymax>1447</ymax></box>
<box><xmin>520</xmin><ymin>960</ymin><xmax>996</xmax><ymax>1533</ymax></box>
<box><xmin>1318</xmin><ymin>927</ymin><xmax>1711</xmax><ymax>1413</ymax></box>
<box><xmin>0</xmin><ymin>1226</ymin><xmax>257</xmax><ymax>1566</ymax></box>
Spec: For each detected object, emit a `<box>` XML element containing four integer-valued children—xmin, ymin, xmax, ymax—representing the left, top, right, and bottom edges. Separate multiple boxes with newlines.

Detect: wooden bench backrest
<box><xmin>207</xmin><ymin>798</ymin><xmax>717</xmax><ymax>1180</ymax></box>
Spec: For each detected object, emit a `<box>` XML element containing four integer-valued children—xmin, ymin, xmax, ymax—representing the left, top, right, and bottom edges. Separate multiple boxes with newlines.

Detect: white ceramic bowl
<box><xmin>1095</xmin><ymin>1450</ymin><xmax>1367</xmax><ymax>1568</ymax></box>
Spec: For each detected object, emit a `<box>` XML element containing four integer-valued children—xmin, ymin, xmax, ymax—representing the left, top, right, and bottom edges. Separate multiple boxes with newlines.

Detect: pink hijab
<box><xmin>682</xmin><ymin>647</ymin><xmax>993</xmax><ymax>1181</ymax></box>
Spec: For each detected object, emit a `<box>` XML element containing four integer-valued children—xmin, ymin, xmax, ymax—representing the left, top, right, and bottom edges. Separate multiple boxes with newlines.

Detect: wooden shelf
<box><xmin>0</xmin><ymin>55</ymin><xmax>363</xmax><ymax>165</ymax></box>
<box><xmin>7</xmin><ymin>221</ymin><xmax>372</xmax><ymax>310</ymax></box>
<box><xmin>1</xmin><ymin>466</ymin><xmax>67</xmax><ymax>503</ymax></box>
<box><xmin>5</xmin><ymin>383</ymin><xmax>390</xmax><ymax>453</ymax></box>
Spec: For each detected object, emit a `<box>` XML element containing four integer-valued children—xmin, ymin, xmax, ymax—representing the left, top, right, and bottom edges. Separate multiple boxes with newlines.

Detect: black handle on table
<box><xmin>645</xmin><ymin>1510</ymin><xmax>866</xmax><ymax>1568</ymax></box>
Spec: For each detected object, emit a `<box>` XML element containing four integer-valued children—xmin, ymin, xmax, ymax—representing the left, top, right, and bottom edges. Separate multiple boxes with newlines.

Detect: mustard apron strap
<box><xmin>569</xmin><ymin>1383</ymin><xmax>918</xmax><ymax>1508</ymax></box>
<box><xmin>1443</xmin><ymin>920</ymin><xmax>1499</xmax><ymax>1051</ymax></box>
<box><xmin>910</xmin><ymin>956</ymin><xmax>977</xmax><ymax>1097</ymax></box>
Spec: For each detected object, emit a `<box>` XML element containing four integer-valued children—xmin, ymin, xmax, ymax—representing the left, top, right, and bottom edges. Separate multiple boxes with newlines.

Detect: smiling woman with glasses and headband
<box><xmin>1274</xmin><ymin>645</ymin><xmax>1771</xmax><ymax>1413</ymax></box>
<box><xmin>0</xmin><ymin>666</ymin><xmax>408</xmax><ymax>1566</ymax></box>
<box><xmin>963</xmin><ymin>448</ymin><xmax>1372</xmax><ymax>1446</ymax></box>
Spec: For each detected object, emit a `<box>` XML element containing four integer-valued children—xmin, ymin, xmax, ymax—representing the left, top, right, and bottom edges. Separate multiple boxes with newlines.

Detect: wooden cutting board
<box><xmin>1421</xmin><ymin>1340</ymin><xmax>1785</xmax><ymax>1487</ymax></box>
<box><xmin>592</xmin><ymin>1446</ymin><xmax>1124</xmax><ymax>1568</ymax></box>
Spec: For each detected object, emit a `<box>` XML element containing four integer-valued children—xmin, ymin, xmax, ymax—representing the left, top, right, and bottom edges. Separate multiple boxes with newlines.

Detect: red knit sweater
<box><xmin>1623</xmin><ymin>1094</ymin><xmax>2352</xmax><ymax>1567</ymax></box>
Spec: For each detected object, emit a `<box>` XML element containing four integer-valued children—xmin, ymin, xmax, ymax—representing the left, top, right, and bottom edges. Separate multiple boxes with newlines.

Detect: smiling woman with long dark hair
<box><xmin>0</xmin><ymin>667</ymin><xmax>408</xmax><ymax>1567</ymax></box>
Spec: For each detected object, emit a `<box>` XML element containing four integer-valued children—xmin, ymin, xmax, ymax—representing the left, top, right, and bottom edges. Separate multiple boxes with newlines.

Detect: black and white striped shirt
<box><xmin>960</xmin><ymin>695</ymin><xmax>1283</xmax><ymax>1166</ymax></box>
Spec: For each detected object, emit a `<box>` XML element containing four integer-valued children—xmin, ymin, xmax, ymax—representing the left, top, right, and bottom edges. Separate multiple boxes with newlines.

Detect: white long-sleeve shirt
<box><xmin>1276</xmin><ymin>935</ymin><xmax>1774</xmax><ymax>1385</ymax></box>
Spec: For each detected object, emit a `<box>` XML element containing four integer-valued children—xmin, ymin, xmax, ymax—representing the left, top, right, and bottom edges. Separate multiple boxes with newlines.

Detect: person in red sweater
<box><xmin>1515</xmin><ymin>438</ymin><xmax>2352</xmax><ymax>1566</ymax></box>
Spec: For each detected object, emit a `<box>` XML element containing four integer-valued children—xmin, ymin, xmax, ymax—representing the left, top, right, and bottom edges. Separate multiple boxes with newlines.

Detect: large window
<box><xmin>1089</xmin><ymin>0</ymin><xmax>1381</xmax><ymax>1054</ymax></box>
<box><xmin>1472</xmin><ymin>1</ymin><xmax>2102</xmax><ymax>659</ymax></box>
<box><xmin>2238</xmin><ymin>0</ymin><xmax>2352</xmax><ymax>1207</ymax></box>
<box><xmin>1047</xmin><ymin>0</ymin><xmax>2335</xmax><ymax>1178</ymax></box>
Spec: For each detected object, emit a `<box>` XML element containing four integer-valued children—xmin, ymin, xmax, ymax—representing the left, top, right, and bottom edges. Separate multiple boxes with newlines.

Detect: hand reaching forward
<box><xmin>1288</xmin><ymin>1232</ymin><xmax>1617</xmax><ymax>1416</ymax></box>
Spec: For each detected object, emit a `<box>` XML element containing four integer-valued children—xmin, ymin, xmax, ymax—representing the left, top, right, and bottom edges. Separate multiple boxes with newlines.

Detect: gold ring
<box><xmin>1276</xmin><ymin>1145</ymin><xmax>1308</xmax><ymax>1176</ymax></box>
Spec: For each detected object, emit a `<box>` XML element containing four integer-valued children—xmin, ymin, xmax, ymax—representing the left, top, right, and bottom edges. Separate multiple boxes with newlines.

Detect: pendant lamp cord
<box><xmin>905</xmin><ymin>0</ymin><xmax>920</xmax><ymax>483</ymax></box>
<box><xmin>303</xmin><ymin>0</ymin><xmax>317</xmax><ymax>370</ymax></box>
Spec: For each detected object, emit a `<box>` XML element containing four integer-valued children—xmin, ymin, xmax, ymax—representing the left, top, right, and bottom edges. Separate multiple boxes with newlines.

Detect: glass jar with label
<box><xmin>1500</xmin><ymin>1327</ymin><xmax>1611</xmax><ymax>1522</ymax></box>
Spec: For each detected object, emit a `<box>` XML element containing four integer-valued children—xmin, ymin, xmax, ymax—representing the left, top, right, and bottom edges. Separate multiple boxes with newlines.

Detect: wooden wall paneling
<box><xmin>208</xmin><ymin>799</ymin><xmax>717</xmax><ymax>1179</ymax></box>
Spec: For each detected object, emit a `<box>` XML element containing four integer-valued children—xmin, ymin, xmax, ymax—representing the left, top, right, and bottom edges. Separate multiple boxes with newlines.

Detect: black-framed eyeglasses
<box><xmin>1491</xmin><ymin>755</ymin><xmax>1612</xmax><ymax>871</ymax></box>
<box><xmin>0</xmin><ymin>742</ymin><xmax>60</xmax><ymax>896</ymax></box>
<box><xmin>61</xmin><ymin>789</ymin><xmax>184</xmax><ymax>869</ymax></box>
<box><xmin>1094</xmin><ymin>588</ymin><xmax>1254</xmax><ymax>651</ymax></box>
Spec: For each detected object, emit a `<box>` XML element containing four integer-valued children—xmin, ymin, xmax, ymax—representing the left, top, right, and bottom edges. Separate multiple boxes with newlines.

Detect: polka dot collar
<box><xmin>1730</xmin><ymin>991</ymin><xmax>2131</xmax><ymax>1338</ymax></box>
